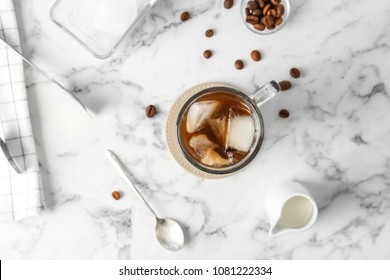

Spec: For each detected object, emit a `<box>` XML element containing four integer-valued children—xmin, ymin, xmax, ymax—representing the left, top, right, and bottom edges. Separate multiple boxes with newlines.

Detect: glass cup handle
<box><xmin>251</xmin><ymin>81</ymin><xmax>280</xmax><ymax>107</ymax></box>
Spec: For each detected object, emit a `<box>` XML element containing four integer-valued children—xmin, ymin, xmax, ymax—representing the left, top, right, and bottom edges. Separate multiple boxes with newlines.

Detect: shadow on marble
<box><xmin>297</xmin><ymin>180</ymin><xmax>344</xmax><ymax>212</ymax></box>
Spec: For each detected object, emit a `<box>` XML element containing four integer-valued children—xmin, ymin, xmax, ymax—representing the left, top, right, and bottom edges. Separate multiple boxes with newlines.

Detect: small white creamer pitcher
<box><xmin>265</xmin><ymin>182</ymin><xmax>318</xmax><ymax>237</ymax></box>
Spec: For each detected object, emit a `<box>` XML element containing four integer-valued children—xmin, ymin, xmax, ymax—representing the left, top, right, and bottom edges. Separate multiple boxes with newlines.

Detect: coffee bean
<box><xmin>275</xmin><ymin>17</ymin><xmax>283</xmax><ymax>26</ymax></box>
<box><xmin>263</xmin><ymin>3</ymin><xmax>271</xmax><ymax>15</ymax></box>
<box><xmin>224</xmin><ymin>0</ymin><xmax>234</xmax><ymax>9</ymax></box>
<box><xmin>290</xmin><ymin>68</ymin><xmax>301</xmax><ymax>78</ymax></box>
<box><xmin>247</xmin><ymin>1</ymin><xmax>259</xmax><ymax>10</ymax></box>
<box><xmin>112</xmin><ymin>191</ymin><xmax>121</xmax><ymax>200</ymax></box>
<box><xmin>145</xmin><ymin>105</ymin><xmax>157</xmax><ymax>118</ymax></box>
<box><xmin>268</xmin><ymin>9</ymin><xmax>277</xmax><ymax>17</ymax></box>
<box><xmin>246</xmin><ymin>15</ymin><xmax>260</xmax><ymax>24</ymax></box>
<box><xmin>279</xmin><ymin>109</ymin><xmax>290</xmax><ymax>118</ymax></box>
<box><xmin>180</xmin><ymin>11</ymin><xmax>190</xmax><ymax>22</ymax></box>
<box><xmin>235</xmin><ymin>60</ymin><xmax>244</xmax><ymax>70</ymax></box>
<box><xmin>279</xmin><ymin>80</ymin><xmax>292</xmax><ymax>91</ymax></box>
<box><xmin>205</xmin><ymin>29</ymin><xmax>214</xmax><ymax>37</ymax></box>
<box><xmin>254</xmin><ymin>23</ymin><xmax>266</xmax><ymax>31</ymax></box>
<box><xmin>277</xmin><ymin>4</ymin><xmax>285</xmax><ymax>17</ymax></box>
<box><xmin>203</xmin><ymin>50</ymin><xmax>212</xmax><ymax>59</ymax></box>
<box><xmin>263</xmin><ymin>15</ymin><xmax>274</xmax><ymax>27</ymax></box>
<box><xmin>244</xmin><ymin>0</ymin><xmax>286</xmax><ymax>33</ymax></box>
<box><xmin>252</xmin><ymin>9</ymin><xmax>262</xmax><ymax>16</ymax></box>
<box><xmin>258</xmin><ymin>0</ymin><xmax>265</xmax><ymax>8</ymax></box>
<box><xmin>251</xmin><ymin>50</ymin><xmax>261</xmax><ymax>61</ymax></box>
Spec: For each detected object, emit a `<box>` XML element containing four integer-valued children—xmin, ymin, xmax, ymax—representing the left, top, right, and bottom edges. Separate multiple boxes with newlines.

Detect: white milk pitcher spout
<box><xmin>265</xmin><ymin>182</ymin><xmax>318</xmax><ymax>237</ymax></box>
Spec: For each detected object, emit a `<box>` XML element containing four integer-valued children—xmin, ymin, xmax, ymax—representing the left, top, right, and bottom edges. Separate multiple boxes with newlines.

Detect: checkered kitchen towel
<box><xmin>0</xmin><ymin>0</ymin><xmax>45</xmax><ymax>221</ymax></box>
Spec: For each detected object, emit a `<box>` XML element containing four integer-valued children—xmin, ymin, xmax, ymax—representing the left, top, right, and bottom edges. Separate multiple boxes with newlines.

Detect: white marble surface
<box><xmin>0</xmin><ymin>0</ymin><xmax>390</xmax><ymax>259</ymax></box>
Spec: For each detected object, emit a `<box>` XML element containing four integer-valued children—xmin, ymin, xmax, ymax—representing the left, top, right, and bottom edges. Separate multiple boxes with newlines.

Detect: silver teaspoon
<box><xmin>105</xmin><ymin>150</ymin><xmax>184</xmax><ymax>251</ymax></box>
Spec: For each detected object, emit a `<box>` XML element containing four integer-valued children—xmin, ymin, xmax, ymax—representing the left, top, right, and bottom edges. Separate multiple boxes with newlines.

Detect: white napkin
<box><xmin>0</xmin><ymin>0</ymin><xmax>45</xmax><ymax>221</ymax></box>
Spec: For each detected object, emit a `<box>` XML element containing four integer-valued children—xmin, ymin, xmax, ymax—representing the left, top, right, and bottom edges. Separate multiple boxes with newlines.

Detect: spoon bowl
<box><xmin>155</xmin><ymin>218</ymin><xmax>184</xmax><ymax>251</ymax></box>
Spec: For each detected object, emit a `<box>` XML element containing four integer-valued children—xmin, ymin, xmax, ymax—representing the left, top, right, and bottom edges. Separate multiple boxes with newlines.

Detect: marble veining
<box><xmin>0</xmin><ymin>0</ymin><xmax>389</xmax><ymax>259</ymax></box>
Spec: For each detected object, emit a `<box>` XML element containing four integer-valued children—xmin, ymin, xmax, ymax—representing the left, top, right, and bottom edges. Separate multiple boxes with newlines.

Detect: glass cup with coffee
<box><xmin>176</xmin><ymin>81</ymin><xmax>280</xmax><ymax>175</ymax></box>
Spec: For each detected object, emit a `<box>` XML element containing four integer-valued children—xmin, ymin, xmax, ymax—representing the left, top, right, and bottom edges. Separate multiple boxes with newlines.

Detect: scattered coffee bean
<box><xmin>279</xmin><ymin>109</ymin><xmax>290</xmax><ymax>118</ymax></box>
<box><xmin>235</xmin><ymin>60</ymin><xmax>244</xmax><ymax>70</ymax></box>
<box><xmin>279</xmin><ymin>80</ymin><xmax>292</xmax><ymax>91</ymax></box>
<box><xmin>145</xmin><ymin>105</ymin><xmax>157</xmax><ymax>118</ymax></box>
<box><xmin>224</xmin><ymin>0</ymin><xmax>234</xmax><ymax>9</ymax></box>
<box><xmin>290</xmin><ymin>67</ymin><xmax>301</xmax><ymax>78</ymax></box>
<box><xmin>205</xmin><ymin>29</ymin><xmax>214</xmax><ymax>37</ymax></box>
<box><xmin>245</xmin><ymin>0</ymin><xmax>286</xmax><ymax>31</ymax></box>
<box><xmin>251</xmin><ymin>50</ymin><xmax>261</xmax><ymax>61</ymax></box>
<box><xmin>203</xmin><ymin>50</ymin><xmax>212</xmax><ymax>59</ymax></box>
<box><xmin>112</xmin><ymin>191</ymin><xmax>121</xmax><ymax>200</ymax></box>
<box><xmin>180</xmin><ymin>11</ymin><xmax>190</xmax><ymax>22</ymax></box>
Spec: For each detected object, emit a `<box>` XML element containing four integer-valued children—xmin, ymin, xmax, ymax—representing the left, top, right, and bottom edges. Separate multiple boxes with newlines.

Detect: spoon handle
<box><xmin>105</xmin><ymin>150</ymin><xmax>158</xmax><ymax>218</ymax></box>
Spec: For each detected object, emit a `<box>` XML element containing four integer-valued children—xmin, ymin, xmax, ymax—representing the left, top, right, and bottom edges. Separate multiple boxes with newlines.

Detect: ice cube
<box><xmin>186</xmin><ymin>101</ymin><xmax>221</xmax><ymax>133</ymax></box>
<box><xmin>189</xmin><ymin>134</ymin><xmax>217</xmax><ymax>157</ymax></box>
<box><xmin>93</xmin><ymin>0</ymin><xmax>138</xmax><ymax>35</ymax></box>
<box><xmin>201</xmin><ymin>148</ymin><xmax>230</xmax><ymax>167</ymax></box>
<box><xmin>208</xmin><ymin>116</ymin><xmax>228</xmax><ymax>145</ymax></box>
<box><xmin>227</xmin><ymin>114</ymin><xmax>255</xmax><ymax>152</ymax></box>
<box><xmin>71</xmin><ymin>0</ymin><xmax>138</xmax><ymax>37</ymax></box>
